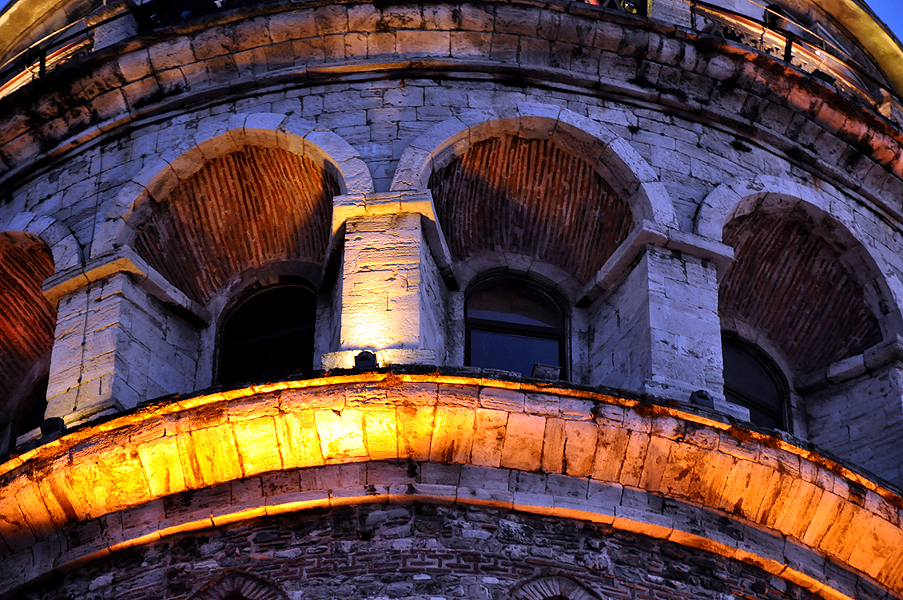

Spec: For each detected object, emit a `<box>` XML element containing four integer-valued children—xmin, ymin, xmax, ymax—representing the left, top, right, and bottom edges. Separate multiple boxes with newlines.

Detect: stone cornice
<box><xmin>578</xmin><ymin>220</ymin><xmax>734</xmax><ymax>304</ymax></box>
<box><xmin>2</xmin><ymin>2</ymin><xmax>903</xmax><ymax>227</ymax></box>
<box><xmin>42</xmin><ymin>244</ymin><xmax>211</xmax><ymax>323</ymax></box>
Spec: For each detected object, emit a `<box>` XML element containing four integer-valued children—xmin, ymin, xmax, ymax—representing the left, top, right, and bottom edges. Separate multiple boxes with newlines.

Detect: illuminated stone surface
<box><xmin>1</xmin><ymin>375</ymin><xmax>902</xmax><ymax>599</ymax></box>
<box><xmin>3</xmin><ymin>0</ymin><xmax>903</xmax><ymax>598</ymax></box>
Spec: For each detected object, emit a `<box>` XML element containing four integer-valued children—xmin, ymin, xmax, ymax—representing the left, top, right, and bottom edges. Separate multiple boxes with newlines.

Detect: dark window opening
<box><xmin>20</xmin><ymin>375</ymin><xmax>48</xmax><ymax>434</ymax></box>
<box><xmin>218</xmin><ymin>285</ymin><xmax>317</xmax><ymax>385</ymax></box>
<box><xmin>3</xmin><ymin>373</ymin><xmax>49</xmax><ymax>453</ymax></box>
<box><xmin>722</xmin><ymin>334</ymin><xmax>787</xmax><ymax>430</ymax></box>
<box><xmin>465</xmin><ymin>277</ymin><xmax>566</xmax><ymax>379</ymax></box>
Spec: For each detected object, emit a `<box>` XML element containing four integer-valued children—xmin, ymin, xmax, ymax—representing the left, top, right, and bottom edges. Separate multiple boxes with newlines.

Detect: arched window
<box><xmin>510</xmin><ymin>575</ymin><xmax>601</xmax><ymax>600</ymax></box>
<box><xmin>218</xmin><ymin>284</ymin><xmax>317</xmax><ymax>385</ymax></box>
<box><xmin>0</xmin><ymin>232</ymin><xmax>55</xmax><ymax>453</ymax></box>
<box><xmin>191</xmin><ymin>572</ymin><xmax>287</xmax><ymax>600</ymax></box>
<box><xmin>465</xmin><ymin>277</ymin><xmax>566</xmax><ymax>379</ymax></box>
<box><xmin>722</xmin><ymin>334</ymin><xmax>788</xmax><ymax>430</ymax></box>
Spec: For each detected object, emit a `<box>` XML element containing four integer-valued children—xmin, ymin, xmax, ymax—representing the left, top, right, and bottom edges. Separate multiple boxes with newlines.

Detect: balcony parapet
<box><xmin>0</xmin><ymin>371</ymin><xmax>901</xmax><ymax>600</ymax></box>
<box><xmin>2</xmin><ymin>0</ymin><xmax>901</xmax><ymax>123</ymax></box>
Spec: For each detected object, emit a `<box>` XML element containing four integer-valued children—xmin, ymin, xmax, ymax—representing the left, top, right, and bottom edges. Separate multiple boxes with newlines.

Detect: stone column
<box><xmin>322</xmin><ymin>191</ymin><xmax>454</xmax><ymax>369</ymax></box>
<box><xmin>584</xmin><ymin>223</ymin><xmax>741</xmax><ymax>415</ymax></box>
<box><xmin>44</xmin><ymin>250</ymin><xmax>204</xmax><ymax>427</ymax></box>
<box><xmin>802</xmin><ymin>338</ymin><xmax>903</xmax><ymax>487</ymax></box>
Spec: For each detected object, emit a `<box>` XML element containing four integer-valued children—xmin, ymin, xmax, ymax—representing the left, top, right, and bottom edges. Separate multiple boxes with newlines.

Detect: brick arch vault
<box><xmin>91</xmin><ymin>112</ymin><xmax>374</xmax><ymax>261</ymax></box>
<box><xmin>696</xmin><ymin>174</ymin><xmax>903</xmax><ymax>343</ymax></box>
<box><xmin>390</xmin><ymin>102</ymin><xmax>677</xmax><ymax>229</ymax></box>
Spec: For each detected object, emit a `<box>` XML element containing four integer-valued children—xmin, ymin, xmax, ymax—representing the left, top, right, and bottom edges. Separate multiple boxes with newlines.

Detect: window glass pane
<box><xmin>469</xmin><ymin>330</ymin><xmax>560</xmax><ymax>377</ymax></box>
<box><xmin>722</xmin><ymin>336</ymin><xmax>784</xmax><ymax>428</ymax></box>
<box><xmin>465</xmin><ymin>277</ymin><xmax>566</xmax><ymax>379</ymax></box>
<box><xmin>467</xmin><ymin>280</ymin><xmax>563</xmax><ymax>329</ymax></box>
<box><xmin>725</xmin><ymin>389</ymin><xmax>781</xmax><ymax>430</ymax></box>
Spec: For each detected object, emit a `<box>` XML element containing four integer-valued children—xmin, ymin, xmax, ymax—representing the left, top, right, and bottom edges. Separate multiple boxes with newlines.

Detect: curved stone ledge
<box><xmin>0</xmin><ymin>462</ymin><xmax>894</xmax><ymax>600</ymax></box>
<box><xmin>1</xmin><ymin>1</ymin><xmax>902</xmax><ymax>216</ymax></box>
<box><xmin>0</xmin><ymin>374</ymin><xmax>901</xmax><ymax>599</ymax></box>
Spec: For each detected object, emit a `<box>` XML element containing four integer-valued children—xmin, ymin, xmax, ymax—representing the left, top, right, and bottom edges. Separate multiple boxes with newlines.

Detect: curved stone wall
<box><xmin>1</xmin><ymin>0</ymin><xmax>903</xmax><ymax>216</ymax></box>
<box><xmin>3</xmin><ymin>1</ymin><xmax>903</xmax><ymax>599</ymax></box>
<box><xmin>9</xmin><ymin>503</ymin><xmax>878</xmax><ymax>600</ymax></box>
<box><xmin>1</xmin><ymin>374</ymin><xmax>901</xmax><ymax>599</ymax></box>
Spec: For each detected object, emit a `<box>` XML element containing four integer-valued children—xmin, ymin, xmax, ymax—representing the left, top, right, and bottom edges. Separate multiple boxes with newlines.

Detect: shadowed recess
<box><xmin>133</xmin><ymin>145</ymin><xmax>338</xmax><ymax>304</ymax></box>
<box><xmin>428</xmin><ymin>135</ymin><xmax>632</xmax><ymax>284</ymax></box>
<box><xmin>720</xmin><ymin>212</ymin><xmax>881</xmax><ymax>375</ymax></box>
<box><xmin>0</xmin><ymin>232</ymin><xmax>55</xmax><ymax>426</ymax></box>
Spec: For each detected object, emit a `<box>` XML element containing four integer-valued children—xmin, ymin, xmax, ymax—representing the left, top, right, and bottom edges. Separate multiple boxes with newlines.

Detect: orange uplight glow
<box><xmin>1</xmin><ymin>372</ymin><xmax>901</xmax><ymax>600</ymax></box>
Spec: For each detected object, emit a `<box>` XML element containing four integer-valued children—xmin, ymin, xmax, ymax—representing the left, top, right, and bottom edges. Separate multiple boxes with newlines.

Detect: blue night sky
<box><xmin>867</xmin><ymin>0</ymin><xmax>903</xmax><ymax>44</ymax></box>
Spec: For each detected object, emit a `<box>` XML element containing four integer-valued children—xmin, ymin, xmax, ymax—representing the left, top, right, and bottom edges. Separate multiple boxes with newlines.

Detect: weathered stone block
<box><xmin>430</xmin><ymin>406</ymin><xmax>475</xmax><ymax>463</ymax></box>
<box><xmin>480</xmin><ymin>387</ymin><xmax>525</xmax><ymax>412</ymax></box>
<box><xmin>500</xmin><ymin>413</ymin><xmax>544</xmax><ymax>471</ymax></box>
<box><xmin>471</xmin><ymin>409</ymin><xmax>508</xmax><ymax>467</ymax></box>
<box><xmin>314</xmin><ymin>409</ymin><xmax>367</xmax><ymax>461</ymax></box>
<box><xmin>439</xmin><ymin>384</ymin><xmax>480</xmax><ymax>407</ymax></box>
<box><xmin>619</xmin><ymin>430</ymin><xmax>651</xmax><ymax>488</ymax></box>
<box><xmin>396</xmin><ymin>31</ymin><xmax>450</xmax><ymax>57</ymax></box>
<box><xmin>541</xmin><ymin>418</ymin><xmax>566</xmax><ymax>474</ymax></box>
<box><xmin>450</xmin><ymin>32</ymin><xmax>492</xmax><ymax>58</ymax></box>
<box><xmin>564</xmin><ymin>420</ymin><xmax>598</xmax><ymax>477</ymax></box>
<box><xmin>137</xmin><ymin>434</ymin><xmax>187</xmax><ymax>497</ymax></box>
<box><xmin>183</xmin><ymin>424</ymin><xmax>243</xmax><ymax>487</ymax></box>
<box><xmin>363</xmin><ymin>409</ymin><xmax>398</xmax><ymax>460</ymax></box>
<box><xmin>397</xmin><ymin>405</ymin><xmax>435</xmax><ymax>461</ymax></box>
<box><xmin>233</xmin><ymin>417</ymin><xmax>283</xmax><ymax>476</ymax></box>
<box><xmin>489</xmin><ymin>33</ymin><xmax>519</xmax><ymax>63</ymax></box>
<box><xmin>148</xmin><ymin>38</ymin><xmax>195</xmax><ymax>72</ymax></box>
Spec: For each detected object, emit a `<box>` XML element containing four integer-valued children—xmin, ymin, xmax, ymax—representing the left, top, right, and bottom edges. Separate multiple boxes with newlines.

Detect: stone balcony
<box><xmin>1</xmin><ymin>370</ymin><xmax>901</xmax><ymax>600</ymax></box>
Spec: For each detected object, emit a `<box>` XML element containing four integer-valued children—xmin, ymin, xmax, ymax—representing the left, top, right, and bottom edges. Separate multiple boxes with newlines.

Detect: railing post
<box><xmin>783</xmin><ymin>32</ymin><xmax>794</xmax><ymax>63</ymax></box>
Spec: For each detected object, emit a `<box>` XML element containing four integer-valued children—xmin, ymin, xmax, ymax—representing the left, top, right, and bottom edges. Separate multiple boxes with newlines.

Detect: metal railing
<box><xmin>0</xmin><ymin>20</ymin><xmax>92</xmax><ymax>98</ymax></box>
<box><xmin>0</xmin><ymin>0</ymin><xmax>900</xmax><ymax>125</ymax></box>
<box><xmin>591</xmin><ymin>0</ymin><xmax>646</xmax><ymax>16</ymax></box>
<box><xmin>130</xmin><ymin>0</ymin><xmax>270</xmax><ymax>29</ymax></box>
<box><xmin>688</xmin><ymin>0</ymin><xmax>903</xmax><ymax>123</ymax></box>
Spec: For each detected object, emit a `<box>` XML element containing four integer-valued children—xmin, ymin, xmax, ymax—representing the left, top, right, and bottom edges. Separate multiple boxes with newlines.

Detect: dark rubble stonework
<box><xmin>18</xmin><ymin>504</ymin><xmax>833</xmax><ymax>600</ymax></box>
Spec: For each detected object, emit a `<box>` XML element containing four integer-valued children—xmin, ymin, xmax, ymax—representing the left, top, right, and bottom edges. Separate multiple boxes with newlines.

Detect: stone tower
<box><xmin>1</xmin><ymin>0</ymin><xmax>903</xmax><ymax>598</ymax></box>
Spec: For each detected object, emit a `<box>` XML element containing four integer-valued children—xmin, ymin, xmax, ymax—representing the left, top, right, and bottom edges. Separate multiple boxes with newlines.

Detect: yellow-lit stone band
<box><xmin>1</xmin><ymin>372</ymin><xmax>900</xmax><ymax>599</ymax></box>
